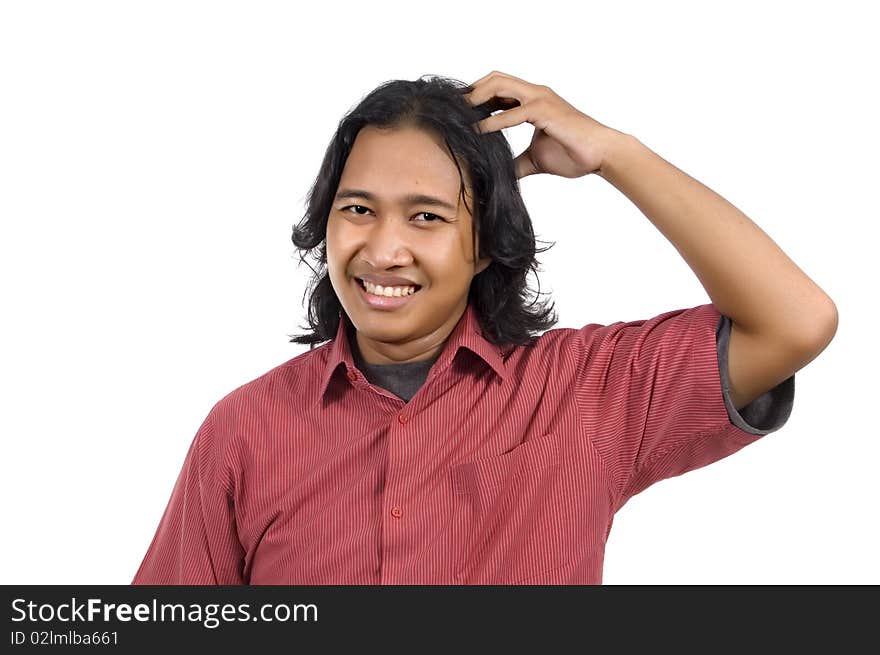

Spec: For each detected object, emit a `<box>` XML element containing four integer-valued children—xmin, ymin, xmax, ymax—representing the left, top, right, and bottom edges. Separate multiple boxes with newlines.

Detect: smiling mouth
<box><xmin>355</xmin><ymin>277</ymin><xmax>423</xmax><ymax>296</ymax></box>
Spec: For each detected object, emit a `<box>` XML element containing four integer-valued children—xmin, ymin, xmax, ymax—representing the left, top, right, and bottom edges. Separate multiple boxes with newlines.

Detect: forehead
<box><xmin>340</xmin><ymin>125</ymin><xmax>472</xmax><ymax>199</ymax></box>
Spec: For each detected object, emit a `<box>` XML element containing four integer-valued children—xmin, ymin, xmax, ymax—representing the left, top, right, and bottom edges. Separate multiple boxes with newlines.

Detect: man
<box><xmin>132</xmin><ymin>72</ymin><xmax>836</xmax><ymax>585</ymax></box>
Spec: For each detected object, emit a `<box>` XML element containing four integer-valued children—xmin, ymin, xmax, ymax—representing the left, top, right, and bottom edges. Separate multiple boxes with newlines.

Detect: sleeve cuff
<box><xmin>716</xmin><ymin>313</ymin><xmax>795</xmax><ymax>435</ymax></box>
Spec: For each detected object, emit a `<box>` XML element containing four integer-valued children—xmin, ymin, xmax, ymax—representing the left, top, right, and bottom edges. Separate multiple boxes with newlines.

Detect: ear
<box><xmin>474</xmin><ymin>255</ymin><xmax>492</xmax><ymax>276</ymax></box>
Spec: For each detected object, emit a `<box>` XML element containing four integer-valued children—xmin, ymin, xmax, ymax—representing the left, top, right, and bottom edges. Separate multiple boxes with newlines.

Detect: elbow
<box><xmin>803</xmin><ymin>299</ymin><xmax>838</xmax><ymax>352</ymax></box>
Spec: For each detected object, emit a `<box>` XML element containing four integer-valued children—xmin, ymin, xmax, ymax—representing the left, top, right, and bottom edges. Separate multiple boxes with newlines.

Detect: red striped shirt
<box><xmin>132</xmin><ymin>300</ymin><xmax>794</xmax><ymax>584</ymax></box>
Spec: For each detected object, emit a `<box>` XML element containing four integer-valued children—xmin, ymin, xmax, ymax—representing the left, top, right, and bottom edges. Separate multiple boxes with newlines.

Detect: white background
<box><xmin>1</xmin><ymin>0</ymin><xmax>875</xmax><ymax>584</ymax></box>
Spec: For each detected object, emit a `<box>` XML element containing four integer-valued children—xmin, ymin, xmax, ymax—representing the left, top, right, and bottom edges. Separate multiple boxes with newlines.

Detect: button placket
<box><xmin>387</xmin><ymin>411</ymin><xmax>409</xmax><ymax>527</ymax></box>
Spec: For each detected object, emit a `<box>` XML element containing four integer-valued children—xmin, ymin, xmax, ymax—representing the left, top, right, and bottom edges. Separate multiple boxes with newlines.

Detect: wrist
<box><xmin>597</xmin><ymin>129</ymin><xmax>638</xmax><ymax>181</ymax></box>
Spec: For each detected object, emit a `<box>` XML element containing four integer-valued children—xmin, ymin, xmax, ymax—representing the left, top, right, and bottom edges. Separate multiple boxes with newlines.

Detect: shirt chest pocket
<box><xmin>449</xmin><ymin>431</ymin><xmax>572</xmax><ymax>584</ymax></box>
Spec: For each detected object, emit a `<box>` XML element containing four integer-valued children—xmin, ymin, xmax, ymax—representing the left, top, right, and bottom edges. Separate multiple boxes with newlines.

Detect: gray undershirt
<box><xmin>349</xmin><ymin>325</ymin><xmax>439</xmax><ymax>404</ymax></box>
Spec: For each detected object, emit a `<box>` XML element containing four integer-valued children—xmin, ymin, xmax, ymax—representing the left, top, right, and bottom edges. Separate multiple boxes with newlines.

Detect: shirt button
<box><xmin>347</xmin><ymin>370</ymin><xmax>357</xmax><ymax>381</ymax></box>
<box><xmin>391</xmin><ymin>506</ymin><xmax>402</xmax><ymax>518</ymax></box>
<box><xmin>398</xmin><ymin>413</ymin><xmax>408</xmax><ymax>424</ymax></box>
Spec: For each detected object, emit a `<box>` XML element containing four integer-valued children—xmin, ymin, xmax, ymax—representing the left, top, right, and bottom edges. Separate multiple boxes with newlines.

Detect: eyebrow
<box><xmin>334</xmin><ymin>188</ymin><xmax>458</xmax><ymax>213</ymax></box>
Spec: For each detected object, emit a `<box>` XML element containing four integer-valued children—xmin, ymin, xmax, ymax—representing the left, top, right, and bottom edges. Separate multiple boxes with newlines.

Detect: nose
<box><xmin>360</xmin><ymin>215</ymin><xmax>415</xmax><ymax>269</ymax></box>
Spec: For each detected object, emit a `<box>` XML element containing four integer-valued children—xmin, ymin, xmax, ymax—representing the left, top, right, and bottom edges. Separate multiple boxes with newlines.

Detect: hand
<box><xmin>462</xmin><ymin>70</ymin><xmax>623</xmax><ymax>180</ymax></box>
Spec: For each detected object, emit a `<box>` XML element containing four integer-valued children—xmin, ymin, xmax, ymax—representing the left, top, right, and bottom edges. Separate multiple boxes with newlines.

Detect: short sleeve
<box><xmin>716</xmin><ymin>312</ymin><xmax>795</xmax><ymax>434</ymax></box>
<box><xmin>131</xmin><ymin>410</ymin><xmax>246</xmax><ymax>584</ymax></box>
<box><xmin>572</xmin><ymin>303</ymin><xmax>795</xmax><ymax>514</ymax></box>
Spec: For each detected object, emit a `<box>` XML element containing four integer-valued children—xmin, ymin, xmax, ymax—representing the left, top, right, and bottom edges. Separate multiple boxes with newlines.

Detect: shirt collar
<box><xmin>312</xmin><ymin>298</ymin><xmax>508</xmax><ymax>408</ymax></box>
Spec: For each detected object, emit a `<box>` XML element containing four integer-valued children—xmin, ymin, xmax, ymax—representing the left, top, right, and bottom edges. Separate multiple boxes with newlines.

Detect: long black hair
<box><xmin>288</xmin><ymin>73</ymin><xmax>557</xmax><ymax>350</ymax></box>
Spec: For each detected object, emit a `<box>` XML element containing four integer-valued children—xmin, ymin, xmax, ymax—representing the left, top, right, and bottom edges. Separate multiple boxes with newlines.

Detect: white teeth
<box><xmin>362</xmin><ymin>279</ymin><xmax>418</xmax><ymax>297</ymax></box>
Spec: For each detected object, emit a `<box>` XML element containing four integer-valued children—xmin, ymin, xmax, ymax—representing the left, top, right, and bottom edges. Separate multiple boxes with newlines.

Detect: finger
<box><xmin>475</xmin><ymin>70</ymin><xmax>528</xmax><ymax>87</ymax></box>
<box><xmin>468</xmin><ymin>71</ymin><xmax>496</xmax><ymax>89</ymax></box>
<box><xmin>467</xmin><ymin>78</ymin><xmax>539</xmax><ymax>110</ymax></box>
<box><xmin>513</xmin><ymin>149</ymin><xmax>537</xmax><ymax>179</ymax></box>
<box><xmin>462</xmin><ymin>70</ymin><xmax>524</xmax><ymax>100</ymax></box>
<box><xmin>473</xmin><ymin>102</ymin><xmax>531</xmax><ymax>135</ymax></box>
<box><xmin>459</xmin><ymin>71</ymin><xmax>495</xmax><ymax>99</ymax></box>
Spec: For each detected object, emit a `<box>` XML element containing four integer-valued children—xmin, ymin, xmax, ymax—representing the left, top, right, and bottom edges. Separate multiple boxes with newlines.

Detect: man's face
<box><xmin>326</xmin><ymin>125</ymin><xmax>491</xmax><ymax>363</ymax></box>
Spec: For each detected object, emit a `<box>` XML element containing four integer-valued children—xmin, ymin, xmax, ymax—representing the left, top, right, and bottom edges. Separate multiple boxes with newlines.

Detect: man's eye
<box><xmin>341</xmin><ymin>206</ymin><xmax>444</xmax><ymax>223</ymax></box>
<box><xmin>414</xmin><ymin>212</ymin><xmax>443</xmax><ymax>223</ymax></box>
